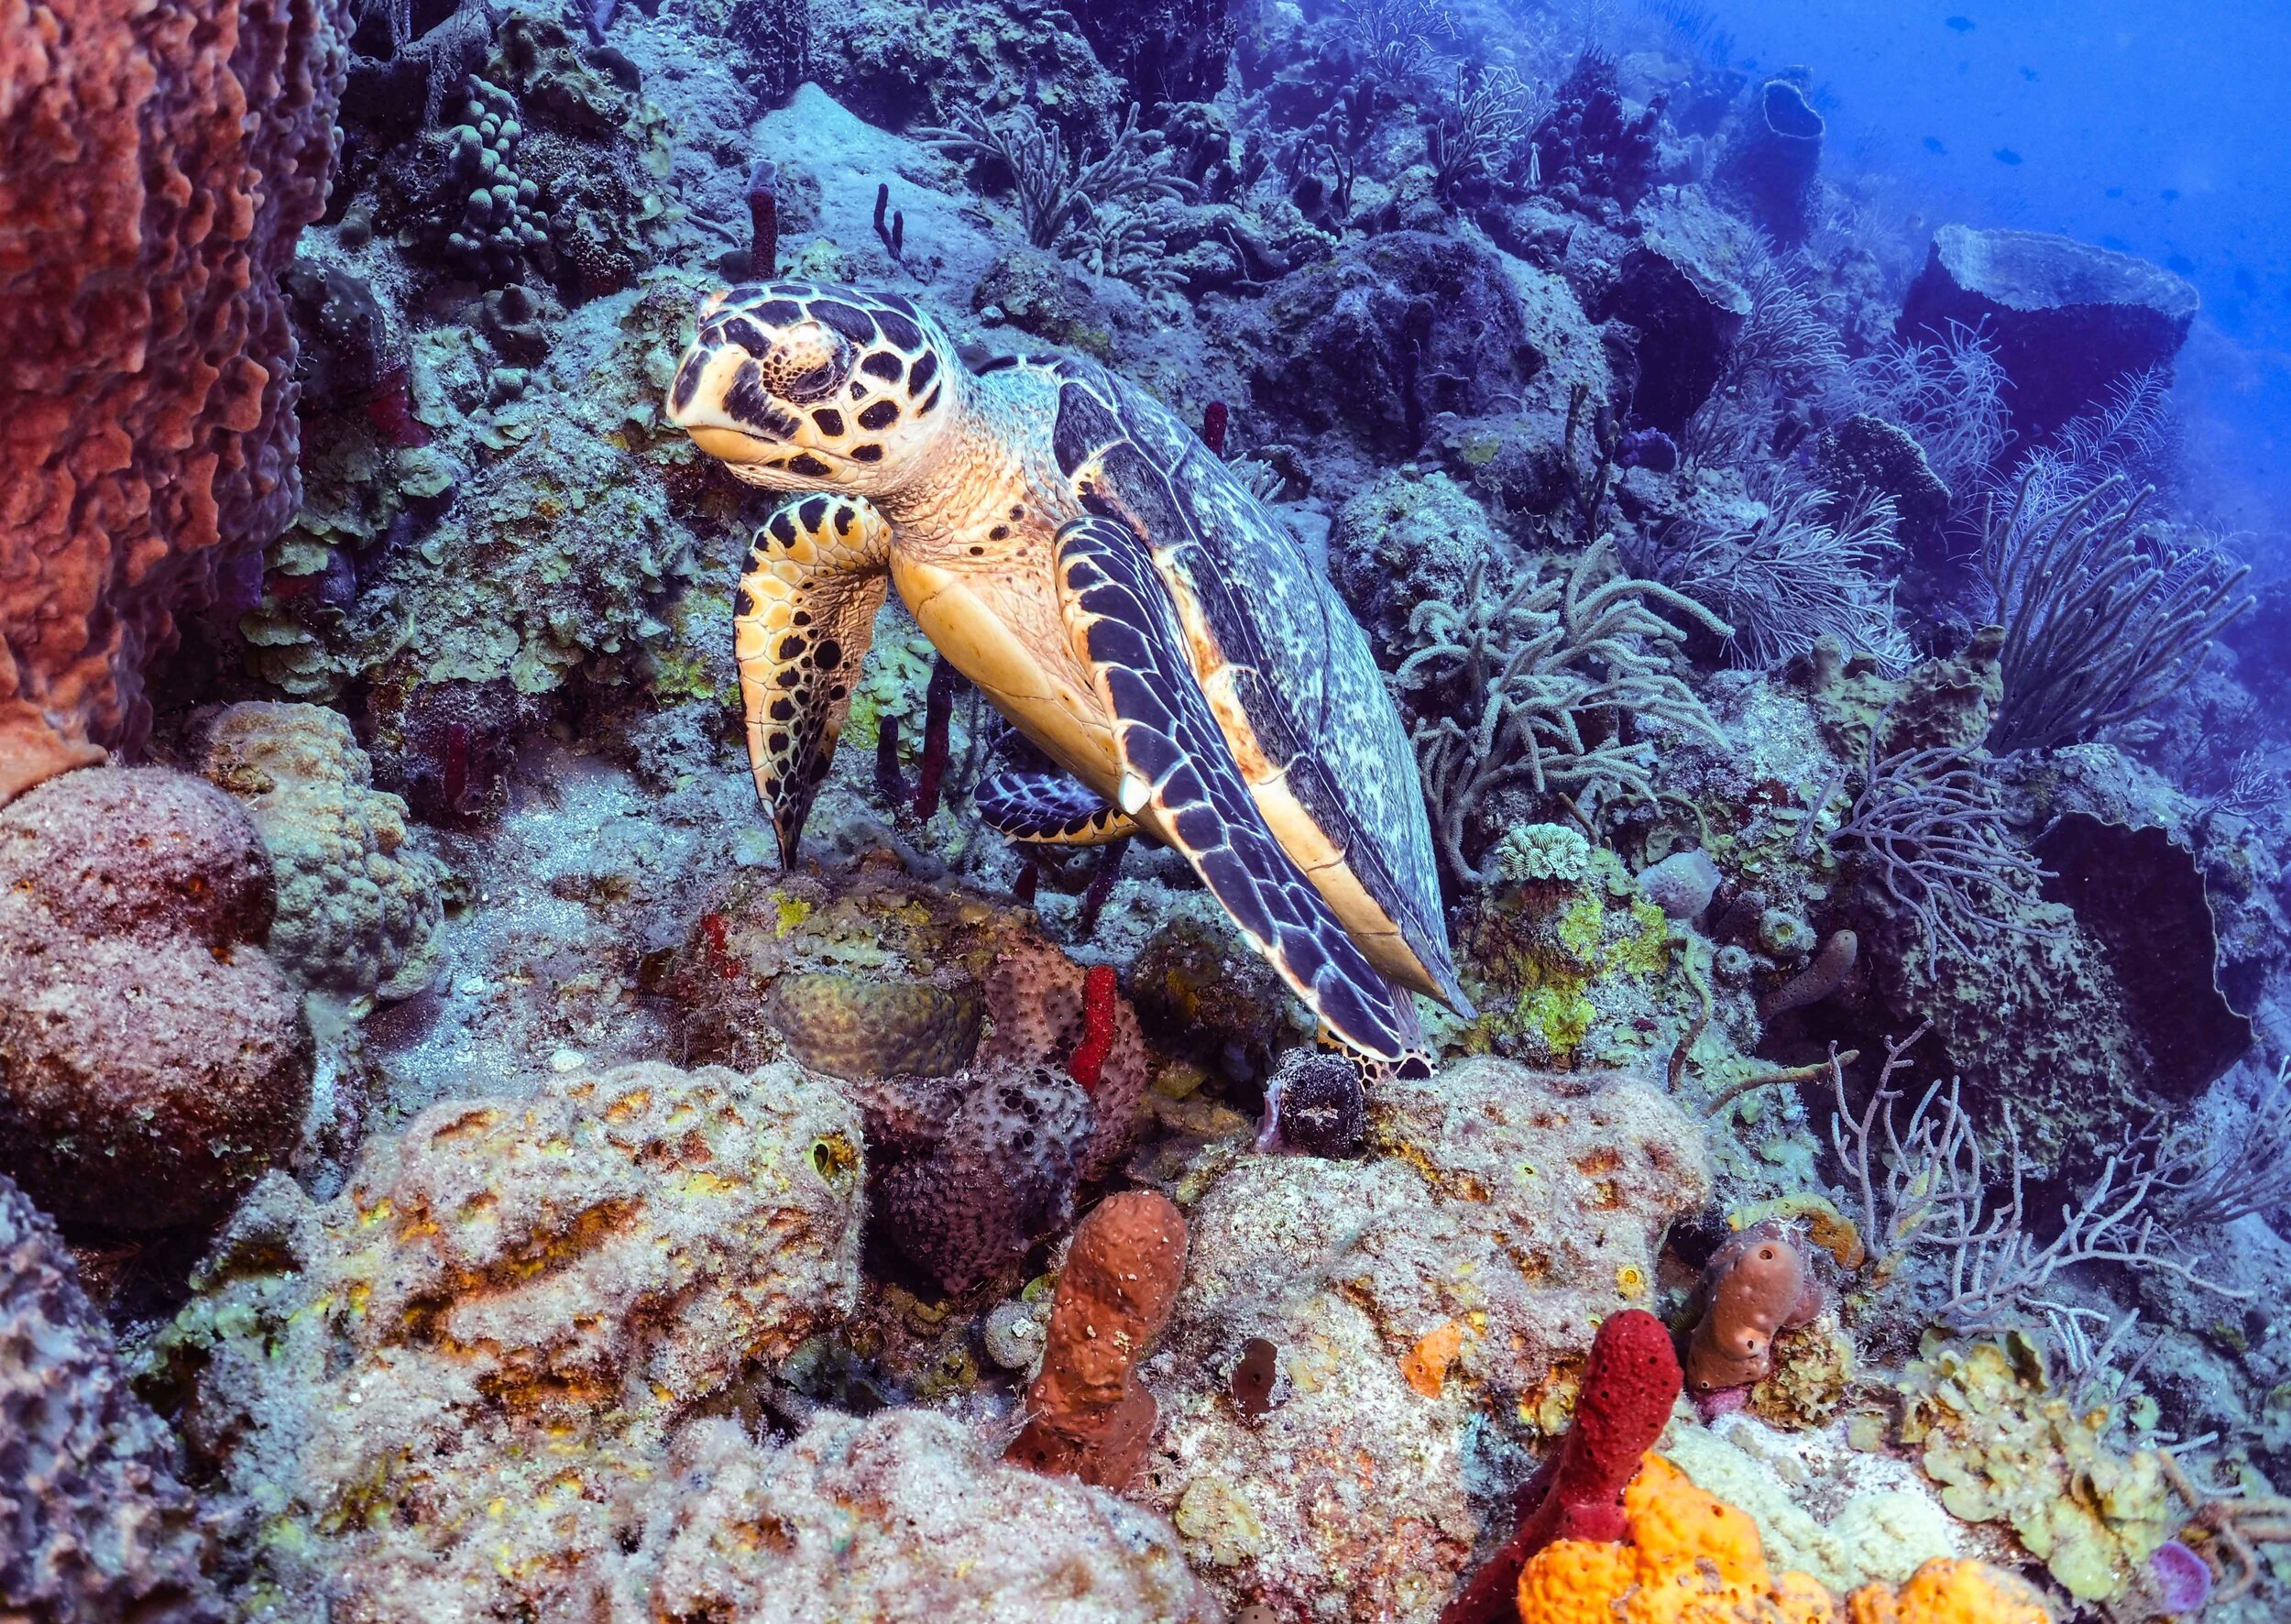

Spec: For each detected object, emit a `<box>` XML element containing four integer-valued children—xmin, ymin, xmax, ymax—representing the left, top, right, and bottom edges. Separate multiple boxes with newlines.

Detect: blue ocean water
<box><xmin>1641</xmin><ymin>0</ymin><xmax>2291</xmax><ymax>541</ymax></box>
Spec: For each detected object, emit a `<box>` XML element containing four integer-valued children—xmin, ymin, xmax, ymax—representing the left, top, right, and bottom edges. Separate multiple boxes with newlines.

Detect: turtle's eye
<box><xmin>762</xmin><ymin>319</ymin><xmax>855</xmax><ymax>404</ymax></box>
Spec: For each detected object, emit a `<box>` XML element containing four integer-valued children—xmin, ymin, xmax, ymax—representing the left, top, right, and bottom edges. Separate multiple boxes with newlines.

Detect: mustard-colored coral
<box><xmin>1844</xmin><ymin>1560</ymin><xmax>2051</xmax><ymax>1624</ymax></box>
<box><xmin>1894</xmin><ymin>1334</ymin><xmax>2170</xmax><ymax>1603</ymax></box>
<box><xmin>1517</xmin><ymin>1458</ymin><xmax>2054</xmax><ymax>1624</ymax></box>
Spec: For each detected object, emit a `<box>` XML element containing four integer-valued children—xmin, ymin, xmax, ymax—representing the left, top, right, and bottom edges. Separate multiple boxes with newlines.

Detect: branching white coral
<box><xmin>1825</xmin><ymin>1025</ymin><xmax>2251</xmax><ymax>1335</ymax></box>
<box><xmin>1393</xmin><ymin>540</ymin><xmax>1730</xmax><ymax>887</ymax></box>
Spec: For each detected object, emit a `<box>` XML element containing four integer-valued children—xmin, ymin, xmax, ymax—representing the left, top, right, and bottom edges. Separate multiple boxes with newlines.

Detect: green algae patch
<box><xmin>1454</xmin><ymin>867</ymin><xmax>1681</xmax><ymax>1067</ymax></box>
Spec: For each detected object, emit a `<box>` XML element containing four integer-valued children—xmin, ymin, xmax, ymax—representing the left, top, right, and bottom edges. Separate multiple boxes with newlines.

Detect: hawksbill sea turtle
<box><xmin>664</xmin><ymin>280</ymin><xmax>1471</xmax><ymax>1076</ymax></box>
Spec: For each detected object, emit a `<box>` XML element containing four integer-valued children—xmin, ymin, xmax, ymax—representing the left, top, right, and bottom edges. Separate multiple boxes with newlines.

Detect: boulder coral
<box><xmin>644</xmin><ymin>1410</ymin><xmax>1221</xmax><ymax>1622</ymax></box>
<box><xmin>1148</xmin><ymin>1059</ymin><xmax>1710</xmax><ymax>1620</ymax></box>
<box><xmin>0</xmin><ymin>0</ymin><xmax>350</xmax><ymax>803</ymax></box>
<box><xmin>0</xmin><ymin>1173</ymin><xmax>224</xmax><ymax>1622</ymax></box>
<box><xmin>202</xmin><ymin>701</ymin><xmax>448</xmax><ymax>1005</ymax></box>
<box><xmin>151</xmin><ymin>1058</ymin><xmax>867</xmax><ymax>1619</ymax></box>
<box><xmin>0</xmin><ymin>766</ymin><xmax>312</xmax><ymax>1230</ymax></box>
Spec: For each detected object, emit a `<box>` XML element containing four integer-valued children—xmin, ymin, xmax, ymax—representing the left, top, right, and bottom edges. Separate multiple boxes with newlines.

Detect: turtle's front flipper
<box><xmin>736</xmin><ymin>496</ymin><xmax>893</xmax><ymax>866</ymax></box>
<box><xmin>976</xmin><ymin>771</ymin><xmax>1137</xmax><ymax>846</ymax></box>
<box><xmin>1053</xmin><ymin>513</ymin><xmax>1420</xmax><ymax>1064</ymax></box>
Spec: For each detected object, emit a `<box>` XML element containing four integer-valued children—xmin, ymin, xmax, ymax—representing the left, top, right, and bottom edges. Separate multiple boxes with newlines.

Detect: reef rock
<box><xmin>647</xmin><ymin>1410</ymin><xmax>1219</xmax><ymax>1621</ymax></box>
<box><xmin>0</xmin><ymin>1173</ymin><xmax>224</xmax><ymax>1622</ymax></box>
<box><xmin>1234</xmin><ymin>232</ymin><xmax>1548</xmax><ymax>459</ymax></box>
<box><xmin>1145</xmin><ymin>1058</ymin><xmax>1708</xmax><ymax>1620</ymax></box>
<box><xmin>0</xmin><ymin>0</ymin><xmax>351</xmax><ymax>803</ymax></box>
<box><xmin>0</xmin><ymin>767</ymin><xmax>312</xmax><ymax>1231</ymax></box>
<box><xmin>1898</xmin><ymin>225</ymin><xmax>2199</xmax><ymax>442</ymax></box>
<box><xmin>156</xmin><ymin>1058</ymin><xmax>866</xmax><ymax>1619</ymax></box>
<box><xmin>202</xmin><ymin>702</ymin><xmax>448</xmax><ymax>1005</ymax></box>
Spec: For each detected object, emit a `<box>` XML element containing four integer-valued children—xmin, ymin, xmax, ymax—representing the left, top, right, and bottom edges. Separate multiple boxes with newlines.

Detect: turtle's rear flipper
<box><xmin>1054</xmin><ymin>513</ymin><xmax>1418</xmax><ymax>1065</ymax></box>
<box><xmin>736</xmin><ymin>496</ymin><xmax>893</xmax><ymax>867</ymax></box>
<box><xmin>976</xmin><ymin>771</ymin><xmax>1137</xmax><ymax>846</ymax></box>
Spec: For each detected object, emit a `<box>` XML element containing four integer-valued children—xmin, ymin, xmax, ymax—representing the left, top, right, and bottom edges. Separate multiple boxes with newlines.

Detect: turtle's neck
<box><xmin>874</xmin><ymin>364</ymin><xmax>1073</xmax><ymax>559</ymax></box>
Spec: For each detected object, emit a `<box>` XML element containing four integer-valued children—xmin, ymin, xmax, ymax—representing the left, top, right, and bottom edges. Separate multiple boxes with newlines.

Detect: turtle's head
<box><xmin>666</xmin><ymin>281</ymin><xmax>956</xmax><ymax>497</ymax></box>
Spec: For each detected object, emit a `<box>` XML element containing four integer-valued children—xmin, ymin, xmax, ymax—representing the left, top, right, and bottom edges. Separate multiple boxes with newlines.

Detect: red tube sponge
<box><xmin>1201</xmin><ymin>401</ymin><xmax>1230</xmax><ymax>456</ymax></box>
<box><xmin>1440</xmin><ymin>1308</ymin><xmax>1683</xmax><ymax>1623</ymax></box>
<box><xmin>1068</xmin><ymin>965</ymin><xmax>1120</xmax><ymax>1093</ymax></box>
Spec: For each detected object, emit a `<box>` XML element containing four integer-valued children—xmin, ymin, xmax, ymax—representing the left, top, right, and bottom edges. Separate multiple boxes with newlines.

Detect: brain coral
<box><xmin>154</xmin><ymin>1059</ymin><xmax>867</xmax><ymax>1618</ymax></box>
<box><xmin>202</xmin><ymin>701</ymin><xmax>447</xmax><ymax>1004</ymax></box>
<box><xmin>0</xmin><ymin>766</ymin><xmax>312</xmax><ymax>1230</ymax></box>
<box><xmin>0</xmin><ymin>0</ymin><xmax>349</xmax><ymax>803</ymax></box>
<box><xmin>1</xmin><ymin>1173</ymin><xmax>224</xmax><ymax>1622</ymax></box>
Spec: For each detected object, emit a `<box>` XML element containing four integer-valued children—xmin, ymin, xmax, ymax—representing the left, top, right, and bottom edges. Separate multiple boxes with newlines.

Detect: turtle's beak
<box><xmin>665</xmin><ymin>340</ymin><xmax>778</xmax><ymax>461</ymax></box>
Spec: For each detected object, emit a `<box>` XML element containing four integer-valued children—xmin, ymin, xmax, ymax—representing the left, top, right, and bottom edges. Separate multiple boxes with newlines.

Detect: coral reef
<box><xmin>12</xmin><ymin>0</ymin><xmax>2288</xmax><ymax>1614</ymax></box>
<box><xmin>201</xmin><ymin>702</ymin><xmax>448</xmax><ymax>1006</ymax></box>
<box><xmin>1008</xmin><ymin>1191</ymin><xmax>1189</xmax><ymax>1488</ymax></box>
<box><xmin>0</xmin><ymin>1174</ymin><xmax>223</xmax><ymax>1621</ymax></box>
<box><xmin>0</xmin><ymin>768</ymin><xmax>311</xmax><ymax>1231</ymax></box>
<box><xmin>0</xmin><ymin>0</ymin><xmax>350</xmax><ymax>802</ymax></box>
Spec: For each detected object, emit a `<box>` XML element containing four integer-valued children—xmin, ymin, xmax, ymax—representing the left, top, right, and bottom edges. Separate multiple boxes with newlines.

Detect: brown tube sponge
<box><xmin>1684</xmin><ymin>1219</ymin><xmax>1825</xmax><ymax>1393</ymax></box>
<box><xmin>1006</xmin><ymin>1191</ymin><xmax>1188</xmax><ymax>1490</ymax></box>
<box><xmin>1757</xmin><ymin>927</ymin><xmax>1858</xmax><ymax>1020</ymax></box>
